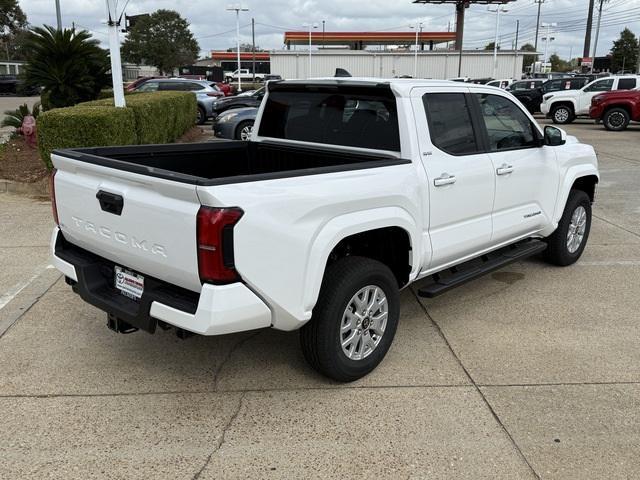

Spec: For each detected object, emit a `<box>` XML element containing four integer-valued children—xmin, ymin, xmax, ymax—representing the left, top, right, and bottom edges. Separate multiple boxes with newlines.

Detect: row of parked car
<box><xmin>454</xmin><ymin>74</ymin><xmax>640</xmax><ymax>132</ymax></box>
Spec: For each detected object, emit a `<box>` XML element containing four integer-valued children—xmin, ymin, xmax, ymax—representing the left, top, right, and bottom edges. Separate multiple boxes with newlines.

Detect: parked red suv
<box><xmin>590</xmin><ymin>89</ymin><xmax>640</xmax><ymax>131</ymax></box>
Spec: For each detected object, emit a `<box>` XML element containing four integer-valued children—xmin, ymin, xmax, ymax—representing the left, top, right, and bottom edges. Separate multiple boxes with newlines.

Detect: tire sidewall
<box><xmin>552</xmin><ymin>105</ymin><xmax>573</xmax><ymax>125</ymax></box>
<box><xmin>554</xmin><ymin>191</ymin><xmax>592</xmax><ymax>264</ymax></box>
<box><xmin>235</xmin><ymin>120</ymin><xmax>254</xmax><ymax>140</ymax></box>
<box><xmin>196</xmin><ymin>106</ymin><xmax>206</xmax><ymax>125</ymax></box>
<box><xmin>603</xmin><ymin>108</ymin><xmax>630</xmax><ymax>132</ymax></box>
<box><xmin>312</xmin><ymin>259</ymin><xmax>400</xmax><ymax>381</ymax></box>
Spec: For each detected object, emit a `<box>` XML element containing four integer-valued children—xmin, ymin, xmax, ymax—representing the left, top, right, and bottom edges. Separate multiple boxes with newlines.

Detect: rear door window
<box><xmin>258</xmin><ymin>87</ymin><xmax>400</xmax><ymax>151</ymax></box>
<box><xmin>618</xmin><ymin>78</ymin><xmax>637</xmax><ymax>90</ymax></box>
<box><xmin>422</xmin><ymin>93</ymin><xmax>479</xmax><ymax>156</ymax></box>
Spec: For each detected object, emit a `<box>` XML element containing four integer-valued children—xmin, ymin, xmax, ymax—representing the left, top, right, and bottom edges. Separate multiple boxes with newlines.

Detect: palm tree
<box><xmin>22</xmin><ymin>26</ymin><xmax>110</xmax><ymax>108</ymax></box>
<box><xmin>1</xmin><ymin>102</ymin><xmax>40</xmax><ymax>128</ymax></box>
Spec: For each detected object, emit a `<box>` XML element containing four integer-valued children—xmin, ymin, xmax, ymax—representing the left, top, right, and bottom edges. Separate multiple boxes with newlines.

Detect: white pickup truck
<box><xmin>50</xmin><ymin>78</ymin><xmax>599</xmax><ymax>381</ymax></box>
<box><xmin>224</xmin><ymin>69</ymin><xmax>265</xmax><ymax>83</ymax></box>
<box><xmin>541</xmin><ymin>75</ymin><xmax>640</xmax><ymax>124</ymax></box>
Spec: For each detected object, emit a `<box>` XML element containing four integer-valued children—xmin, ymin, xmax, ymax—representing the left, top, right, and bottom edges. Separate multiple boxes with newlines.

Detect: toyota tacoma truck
<box><xmin>49</xmin><ymin>78</ymin><xmax>599</xmax><ymax>382</ymax></box>
<box><xmin>589</xmin><ymin>87</ymin><xmax>640</xmax><ymax>131</ymax></box>
<box><xmin>541</xmin><ymin>75</ymin><xmax>639</xmax><ymax>124</ymax></box>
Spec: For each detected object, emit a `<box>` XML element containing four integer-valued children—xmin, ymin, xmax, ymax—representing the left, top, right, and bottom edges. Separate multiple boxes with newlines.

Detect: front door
<box><xmin>473</xmin><ymin>92</ymin><xmax>560</xmax><ymax>243</ymax></box>
<box><xmin>577</xmin><ymin>78</ymin><xmax>615</xmax><ymax>113</ymax></box>
<box><xmin>412</xmin><ymin>87</ymin><xmax>496</xmax><ymax>272</ymax></box>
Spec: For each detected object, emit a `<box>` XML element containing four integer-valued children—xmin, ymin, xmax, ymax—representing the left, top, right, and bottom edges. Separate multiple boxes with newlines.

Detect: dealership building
<box><xmin>210</xmin><ymin>30</ymin><xmax>528</xmax><ymax>81</ymax></box>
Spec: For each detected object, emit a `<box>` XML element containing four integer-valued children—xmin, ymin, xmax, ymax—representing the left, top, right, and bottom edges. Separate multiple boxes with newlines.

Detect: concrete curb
<box><xmin>0</xmin><ymin>178</ymin><xmax>49</xmax><ymax>197</ymax></box>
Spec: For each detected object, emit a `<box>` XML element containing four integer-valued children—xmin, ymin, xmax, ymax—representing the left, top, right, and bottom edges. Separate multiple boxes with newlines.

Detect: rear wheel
<box><xmin>603</xmin><ymin>107</ymin><xmax>630</xmax><ymax>131</ymax></box>
<box><xmin>544</xmin><ymin>190</ymin><xmax>592</xmax><ymax>266</ymax></box>
<box><xmin>235</xmin><ymin>120</ymin><xmax>254</xmax><ymax>140</ymax></box>
<box><xmin>300</xmin><ymin>256</ymin><xmax>400</xmax><ymax>382</ymax></box>
<box><xmin>196</xmin><ymin>106</ymin><xmax>206</xmax><ymax>125</ymax></box>
<box><xmin>551</xmin><ymin>104</ymin><xmax>575</xmax><ymax>124</ymax></box>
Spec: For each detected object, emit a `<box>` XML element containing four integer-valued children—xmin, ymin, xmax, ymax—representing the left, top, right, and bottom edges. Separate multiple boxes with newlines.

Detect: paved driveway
<box><xmin>0</xmin><ymin>120</ymin><xmax>639</xmax><ymax>479</ymax></box>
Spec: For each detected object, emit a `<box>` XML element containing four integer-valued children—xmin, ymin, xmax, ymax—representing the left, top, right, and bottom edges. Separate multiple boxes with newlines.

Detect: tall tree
<box><xmin>0</xmin><ymin>0</ymin><xmax>28</xmax><ymax>59</ymax></box>
<box><xmin>610</xmin><ymin>28</ymin><xmax>639</xmax><ymax>73</ymax></box>
<box><xmin>121</xmin><ymin>10</ymin><xmax>199</xmax><ymax>74</ymax></box>
<box><xmin>520</xmin><ymin>43</ymin><xmax>537</xmax><ymax>72</ymax></box>
<box><xmin>23</xmin><ymin>26</ymin><xmax>110</xmax><ymax>108</ymax></box>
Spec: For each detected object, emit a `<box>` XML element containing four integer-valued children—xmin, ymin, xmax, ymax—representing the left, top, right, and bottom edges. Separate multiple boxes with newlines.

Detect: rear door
<box><xmin>411</xmin><ymin>87</ymin><xmax>496</xmax><ymax>270</ymax></box>
<box><xmin>52</xmin><ymin>153</ymin><xmax>203</xmax><ymax>292</ymax></box>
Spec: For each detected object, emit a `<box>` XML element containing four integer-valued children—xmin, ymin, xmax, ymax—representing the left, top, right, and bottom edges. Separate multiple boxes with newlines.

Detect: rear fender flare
<box><xmin>301</xmin><ymin>207</ymin><xmax>421</xmax><ymax>317</ymax></box>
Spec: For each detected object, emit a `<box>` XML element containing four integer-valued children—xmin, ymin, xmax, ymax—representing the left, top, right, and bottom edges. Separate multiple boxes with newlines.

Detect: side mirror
<box><xmin>544</xmin><ymin>125</ymin><xmax>566</xmax><ymax>146</ymax></box>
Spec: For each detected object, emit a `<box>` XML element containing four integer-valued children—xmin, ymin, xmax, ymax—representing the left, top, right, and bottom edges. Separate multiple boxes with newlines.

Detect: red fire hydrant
<box><xmin>18</xmin><ymin>115</ymin><xmax>37</xmax><ymax>148</ymax></box>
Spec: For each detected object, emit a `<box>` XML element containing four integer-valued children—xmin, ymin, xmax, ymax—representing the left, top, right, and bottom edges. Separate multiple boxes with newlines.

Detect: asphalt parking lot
<box><xmin>1</xmin><ymin>119</ymin><xmax>639</xmax><ymax>479</ymax></box>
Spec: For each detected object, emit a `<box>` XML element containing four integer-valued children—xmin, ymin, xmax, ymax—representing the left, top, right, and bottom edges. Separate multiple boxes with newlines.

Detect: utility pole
<box><xmin>322</xmin><ymin>20</ymin><xmax>325</xmax><ymax>44</ymax></box>
<box><xmin>55</xmin><ymin>0</ymin><xmax>62</xmax><ymax>30</ymax></box>
<box><xmin>513</xmin><ymin>20</ymin><xmax>519</xmax><ymax>79</ymax></box>
<box><xmin>251</xmin><ymin>18</ymin><xmax>256</xmax><ymax>83</ymax></box>
<box><xmin>489</xmin><ymin>5</ymin><xmax>508</xmax><ymax>80</ymax></box>
<box><xmin>226</xmin><ymin>4</ymin><xmax>249</xmax><ymax>92</ymax></box>
<box><xmin>583</xmin><ymin>0</ymin><xmax>595</xmax><ymax>58</ymax></box>
<box><xmin>534</xmin><ymin>0</ymin><xmax>544</xmax><ymax>51</ymax></box>
<box><xmin>591</xmin><ymin>0</ymin><xmax>605</xmax><ymax>72</ymax></box>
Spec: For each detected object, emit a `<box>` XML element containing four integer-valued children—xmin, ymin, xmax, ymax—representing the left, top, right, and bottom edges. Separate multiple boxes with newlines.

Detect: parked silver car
<box><xmin>133</xmin><ymin>78</ymin><xmax>224</xmax><ymax>124</ymax></box>
<box><xmin>212</xmin><ymin>107</ymin><xmax>257</xmax><ymax>140</ymax></box>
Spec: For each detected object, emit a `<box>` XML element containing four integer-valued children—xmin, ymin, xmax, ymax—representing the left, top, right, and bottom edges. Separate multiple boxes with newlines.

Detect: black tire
<box><xmin>603</xmin><ymin>107</ymin><xmax>630</xmax><ymax>132</ymax></box>
<box><xmin>551</xmin><ymin>104</ymin><xmax>575</xmax><ymax>124</ymax></box>
<box><xmin>544</xmin><ymin>190</ymin><xmax>592</xmax><ymax>266</ymax></box>
<box><xmin>196</xmin><ymin>106</ymin><xmax>206</xmax><ymax>125</ymax></box>
<box><xmin>234</xmin><ymin>120</ymin><xmax>254</xmax><ymax>140</ymax></box>
<box><xmin>300</xmin><ymin>256</ymin><xmax>400</xmax><ymax>382</ymax></box>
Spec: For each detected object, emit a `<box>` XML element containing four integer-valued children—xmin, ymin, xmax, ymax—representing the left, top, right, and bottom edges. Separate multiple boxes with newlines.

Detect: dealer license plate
<box><xmin>114</xmin><ymin>266</ymin><xmax>144</xmax><ymax>300</ymax></box>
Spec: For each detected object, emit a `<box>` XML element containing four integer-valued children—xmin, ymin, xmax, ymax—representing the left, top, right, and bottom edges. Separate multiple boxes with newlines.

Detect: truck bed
<box><xmin>56</xmin><ymin>141</ymin><xmax>408</xmax><ymax>186</ymax></box>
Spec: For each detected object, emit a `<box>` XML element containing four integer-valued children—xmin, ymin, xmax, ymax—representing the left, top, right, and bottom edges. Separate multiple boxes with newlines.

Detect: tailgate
<box><xmin>53</xmin><ymin>153</ymin><xmax>202</xmax><ymax>293</ymax></box>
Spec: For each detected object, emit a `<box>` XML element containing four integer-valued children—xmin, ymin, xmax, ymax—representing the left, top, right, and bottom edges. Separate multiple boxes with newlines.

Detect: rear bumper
<box><xmin>51</xmin><ymin>228</ymin><xmax>271</xmax><ymax>336</ymax></box>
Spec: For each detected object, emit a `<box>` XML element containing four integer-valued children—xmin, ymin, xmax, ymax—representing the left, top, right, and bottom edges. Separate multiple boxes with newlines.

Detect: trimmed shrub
<box><xmin>81</xmin><ymin>92</ymin><xmax>196</xmax><ymax>144</ymax></box>
<box><xmin>37</xmin><ymin>106</ymin><xmax>137</xmax><ymax>169</ymax></box>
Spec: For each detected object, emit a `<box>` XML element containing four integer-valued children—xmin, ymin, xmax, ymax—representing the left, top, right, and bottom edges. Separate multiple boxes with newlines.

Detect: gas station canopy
<box><xmin>284</xmin><ymin>31</ymin><xmax>456</xmax><ymax>50</ymax></box>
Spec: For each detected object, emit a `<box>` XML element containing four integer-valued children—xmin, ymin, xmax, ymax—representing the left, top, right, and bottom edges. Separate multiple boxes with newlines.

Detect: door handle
<box><xmin>496</xmin><ymin>164</ymin><xmax>514</xmax><ymax>176</ymax></box>
<box><xmin>433</xmin><ymin>173</ymin><xmax>456</xmax><ymax>187</ymax></box>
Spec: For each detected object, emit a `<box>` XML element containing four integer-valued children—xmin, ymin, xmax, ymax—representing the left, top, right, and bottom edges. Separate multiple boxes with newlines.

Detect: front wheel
<box><xmin>551</xmin><ymin>104</ymin><xmax>575</xmax><ymax>124</ymax></box>
<box><xmin>235</xmin><ymin>120</ymin><xmax>254</xmax><ymax>140</ymax></box>
<box><xmin>544</xmin><ymin>190</ymin><xmax>592</xmax><ymax>266</ymax></box>
<box><xmin>196</xmin><ymin>106</ymin><xmax>206</xmax><ymax>125</ymax></box>
<box><xmin>603</xmin><ymin>107</ymin><xmax>630</xmax><ymax>131</ymax></box>
<box><xmin>300</xmin><ymin>256</ymin><xmax>400</xmax><ymax>382</ymax></box>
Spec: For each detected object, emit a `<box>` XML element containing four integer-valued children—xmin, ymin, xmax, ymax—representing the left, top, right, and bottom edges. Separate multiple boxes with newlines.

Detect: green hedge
<box><xmin>81</xmin><ymin>92</ymin><xmax>196</xmax><ymax>144</ymax></box>
<box><xmin>37</xmin><ymin>92</ymin><xmax>196</xmax><ymax>169</ymax></box>
<box><xmin>38</xmin><ymin>107</ymin><xmax>137</xmax><ymax>169</ymax></box>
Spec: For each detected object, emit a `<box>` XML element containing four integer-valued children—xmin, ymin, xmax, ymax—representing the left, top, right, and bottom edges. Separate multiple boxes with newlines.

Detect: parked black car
<box><xmin>212</xmin><ymin>87</ymin><xmax>265</xmax><ymax>117</ymax></box>
<box><xmin>509</xmin><ymin>77</ymin><xmax>589</xmax><ymax>113</ymax></box>
<box><xmin>0</xmin><ymin>75</ymin><xmax>40</xmax><ymax>96</ymax></box>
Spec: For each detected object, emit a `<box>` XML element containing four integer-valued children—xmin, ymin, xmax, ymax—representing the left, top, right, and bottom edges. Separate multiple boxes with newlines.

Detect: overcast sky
<box><xmin>17</xmin><ymin>0</ymin><xmax>640</xmax><ymax>60</ymax></box>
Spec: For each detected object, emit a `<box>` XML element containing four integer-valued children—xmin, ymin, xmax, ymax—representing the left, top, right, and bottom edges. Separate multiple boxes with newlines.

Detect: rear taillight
<box><xmin>196</xmin><ymin>206</ymin><xmax>244</xmax><ymax>284</ymax></box>
<box><xmin>206</xmin><ymin>92</ymin><xmax>222</xmax><ymax>97</ymax></box>
<box><xmin>49</xmin><ymin>168</ymin><xmax>59</xmax><ymax>225</ymax></box>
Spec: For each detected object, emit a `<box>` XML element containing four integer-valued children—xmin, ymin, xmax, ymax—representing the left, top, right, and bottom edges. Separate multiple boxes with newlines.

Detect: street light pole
<box><xmin>303</xmin><ymin>22</ymin><xmax>318</xmax><ymax>79</ymax></box>
<box><xmin>55</xmin><ymin>0</ymin><xmax>62</xmax><ymax>29</ymax></box>
<box><xmin>227</xmin><ymin>4</ymin><xmax>249</xmax><ymax>92</ymax></box>
<box><xmin>411</xmin><ymin>22</ymin><xmax>423</xmax><ymax>78</ymax></box>
<box><xmin>541</xmin><ymin>22</ymin><xmax>556</xmax><ymax>73</ymax></box>
<box><xmin>105</xmin><ymin>0</ymin><xmax>126</xmax><ymax>107</ymax></box>
<box><xmin>489</xmin><ymin>6</ymin><xmax>507</xmax><ymax>80</ymax></box>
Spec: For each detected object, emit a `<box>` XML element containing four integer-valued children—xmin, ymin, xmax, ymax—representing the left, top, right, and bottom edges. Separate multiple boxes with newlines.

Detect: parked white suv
<box><xmin>49</xmin><ymin>78</ymin><xmax>599</xmax><ymax>381</ymax></box>
<box><xmin>541</xmin><ymin>75</ymin><xmax>640</xmax><ymax>124</ymax></box>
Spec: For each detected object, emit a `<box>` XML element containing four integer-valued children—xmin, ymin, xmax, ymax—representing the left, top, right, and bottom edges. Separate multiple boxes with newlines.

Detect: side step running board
<box><xmin>417</xmin><ymin>240</ymin><xmax>547</xmax><ymax>298</ymax></box>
